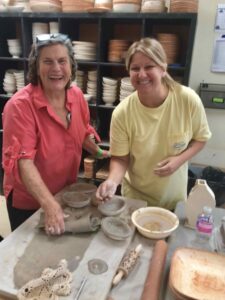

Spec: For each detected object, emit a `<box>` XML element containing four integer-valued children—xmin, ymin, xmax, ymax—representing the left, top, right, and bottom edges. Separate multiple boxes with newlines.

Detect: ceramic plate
<box><xmin>169</xmin><ymin>247</ymin><xmax>225</xmax><ymax>300</ymax></box>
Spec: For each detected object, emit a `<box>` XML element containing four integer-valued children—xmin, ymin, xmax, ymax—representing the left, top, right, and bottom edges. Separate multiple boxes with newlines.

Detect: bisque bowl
<box><xmin>131</xmin><ymin>207</ymin><xmax>179</xmax><ymax>239</ymax></box>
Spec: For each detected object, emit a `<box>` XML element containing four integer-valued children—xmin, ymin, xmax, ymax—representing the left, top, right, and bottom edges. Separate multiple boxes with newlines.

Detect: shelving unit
<box><xmin>0</xmin><ymin>12</ymin><xmax>197</xmax><ymax>182</ymax></box>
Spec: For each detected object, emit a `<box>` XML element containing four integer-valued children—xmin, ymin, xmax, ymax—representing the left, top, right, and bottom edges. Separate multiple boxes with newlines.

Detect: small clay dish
<box><xmin>98</xmin><ymin>197</ymin><xmax>126</xmax><ymax>216</ymax></box>
<box><xmin>67</xmin><ymin>182</ymin><xmax>97</xmax><ymax>194</ymax></box>
<box><xmin>62</xmin><ymin>191</ymin><xmax>91</xmax><ymax>208</ymax></box>
<box><xmin>101</xmin><ymin>217</ymin><xmax>132</xmax><ymax>240</ymax></box>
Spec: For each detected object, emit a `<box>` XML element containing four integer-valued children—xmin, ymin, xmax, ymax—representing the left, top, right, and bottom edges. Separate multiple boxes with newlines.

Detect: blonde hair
<box><xmin>125</xmin><ymin>38</ymin><xmax>176</xmax><ymax>89</ymax></box>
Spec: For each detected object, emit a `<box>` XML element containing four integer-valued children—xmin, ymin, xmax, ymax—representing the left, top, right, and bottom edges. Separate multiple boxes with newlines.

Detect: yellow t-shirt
<box><xmin>110</xmin><ymin>84</ymin><xmax>211</xmax><ymax>210</ymax></box>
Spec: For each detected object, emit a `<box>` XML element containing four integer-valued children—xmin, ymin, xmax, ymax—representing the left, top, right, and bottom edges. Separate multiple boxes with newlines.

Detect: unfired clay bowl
<box><xmin>62</xmin><ymin>191</ymin><xmax>91</xmax><ymax>208</ymax></box>
<box><xmin>98</xmin><ymin>197</ymin><xmax>126</xmax><ymax>216</ymax></box>
<box><xmin>101</xmin><ymin>217</ymin><xmax>132</xmax><ymax>240</ymax></box>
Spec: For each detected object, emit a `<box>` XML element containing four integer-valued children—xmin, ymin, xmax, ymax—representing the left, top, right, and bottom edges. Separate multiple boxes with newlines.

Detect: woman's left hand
<box><xmin>153</xmin><ymin>156</ymin><xmax>182</xmax><ymax>177</ymax></box>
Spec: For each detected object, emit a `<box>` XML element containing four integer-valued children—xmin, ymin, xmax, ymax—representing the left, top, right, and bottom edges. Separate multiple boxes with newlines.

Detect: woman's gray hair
<box><xmin>125</xmin><ymin>38</ymin><xmax>175</xmax><ymax>89</ymax></box>
<box><xmin>27</xmin><ymin>35</ymin><xmax>77</xmax><ymax>89</ymax></box>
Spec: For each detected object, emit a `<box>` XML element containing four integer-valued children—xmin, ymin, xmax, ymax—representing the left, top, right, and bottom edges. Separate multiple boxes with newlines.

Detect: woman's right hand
<box><xmin>95</xmin><ymin>179</ymin><xmax>118</xmax><ymax>203</ymax></box>
<box><xmin>44</xmin><ymin>200</ymin><xmax>65</xmax><ymax>235</ymax></box>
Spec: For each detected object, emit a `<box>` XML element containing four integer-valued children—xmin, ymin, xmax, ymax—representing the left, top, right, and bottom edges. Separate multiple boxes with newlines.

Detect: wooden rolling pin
<box><xmin>112</xmin><ymin>244</ymin><xmax>142</xmax><ymax>286</ymax></box>
<box><xmin>141</xmin><ymin>240</ymin><xmax>168</xmax><ymax>300</ymax></box>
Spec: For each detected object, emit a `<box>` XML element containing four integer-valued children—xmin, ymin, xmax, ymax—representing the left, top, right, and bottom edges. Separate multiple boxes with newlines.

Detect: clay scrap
<box><xmin>17</xmin><ymin>259</ymin><xmax>72</xmax><ymax>300</ymax></box>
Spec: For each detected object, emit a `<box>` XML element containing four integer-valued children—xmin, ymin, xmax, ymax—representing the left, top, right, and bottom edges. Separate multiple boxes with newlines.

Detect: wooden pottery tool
<box><xmin>112</xmin><ymin>244</ymin><xmax>142</xmax><ymax>286</ymax></box>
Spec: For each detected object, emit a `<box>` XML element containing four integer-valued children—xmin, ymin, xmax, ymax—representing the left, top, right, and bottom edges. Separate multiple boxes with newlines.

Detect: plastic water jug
<box><xmin>185</xmin><ymin>179</ymin><xmax>216</xmax><ymax>228</ymax></box>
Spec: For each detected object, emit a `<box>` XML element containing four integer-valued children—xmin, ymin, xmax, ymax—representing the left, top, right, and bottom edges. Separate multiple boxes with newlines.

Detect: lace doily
<box><xmin>17</xmin><ymin>259</ymin><xmax>72</xmax><ymax>300</ymax></box>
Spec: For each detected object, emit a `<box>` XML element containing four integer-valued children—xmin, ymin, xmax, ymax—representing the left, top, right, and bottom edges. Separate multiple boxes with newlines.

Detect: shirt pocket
<box><xmin>167</xmin><ymin>131</ymin><xmax>191</xmax><ymax>156</ymax></box>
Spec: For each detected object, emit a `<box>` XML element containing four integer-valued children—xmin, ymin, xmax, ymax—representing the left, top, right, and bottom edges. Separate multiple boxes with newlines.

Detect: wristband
<box><xmin>96</xmin><ymin>148</ymin><xmax>104</xmax><ymax>158</ymax></box>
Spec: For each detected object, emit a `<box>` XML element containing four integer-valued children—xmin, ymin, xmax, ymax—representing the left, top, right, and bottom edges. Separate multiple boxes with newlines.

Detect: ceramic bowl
<box><xmin>62</xmin><ymin>191</ymin><xmax>91</xmax><ymax>208</ymax></box>
<box><xmin>84</xmin><ymin>93</ymin><xmax>93</xmax><ymax>102</ymax></box>
<box><xmin>98</xmin><ymin>197</ymin><xmax>126</xmax><ymax>216</ymax></box>
<box><xmin>131</xmin><ymin>207</ymin><xmax>179</xmax><ymax>239</ymax></box>
<box><xmin>113</xmin><ymin>3</ymin><xmax>140</xmax><ymax>12</ymax></box>
<box><xmin>102</xmin><ymin>77</ymin><xmax>118</xmax><ymax>85</ymax></box>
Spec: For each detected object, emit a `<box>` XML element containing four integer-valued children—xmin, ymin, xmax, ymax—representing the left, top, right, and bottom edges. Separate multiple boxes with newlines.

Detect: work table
<box><xmin>0</xmin><ymin>199</ymin><xmax>224</xmax><ymax>300</ymax></box>
<box><xmin>162</xmin><ymin>201</ymin><xmax>225</xmax><ymax>300</ymax></box>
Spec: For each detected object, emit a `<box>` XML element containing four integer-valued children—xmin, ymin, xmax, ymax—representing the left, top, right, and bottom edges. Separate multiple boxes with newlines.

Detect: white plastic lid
<box><xmin>203</xmin><ymin>206</ymin><xmax>212</xmax><ymax>214</ymax></box>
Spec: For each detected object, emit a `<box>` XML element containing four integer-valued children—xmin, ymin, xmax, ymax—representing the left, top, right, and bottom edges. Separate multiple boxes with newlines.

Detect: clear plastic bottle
<box><xmin>196</xmin><ymin>206</ymin><xmax>214</xmax><ymax>241</ymax></box>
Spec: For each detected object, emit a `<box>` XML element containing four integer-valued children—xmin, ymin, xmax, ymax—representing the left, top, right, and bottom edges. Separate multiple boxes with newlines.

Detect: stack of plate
<box><xmin>108</xmin><ymin>39</ymin><xmax>131</xmax><ymax>63</ymax></box>
<box><xmin>7</xmin><ymin>39</ymin><xmax>22</xmax><ymax>58</ymax></box>
<box><xmin>61</xmin><ymin>0</ymin><xmax>94</xmax><ymax>12</ymax></box>
<box><xmin>86</xmin><ymin>69</ymin><xmax>97</xmax><ymax>99</ymax></box>
<box><xmin>102</xmin><ymin>76</ymin><xmax>118</xmax><ymax>106</ymax></box>
<box><xmin>32</xmin><ymin>22</ymin><xmax>49</xmax><ymax>43</ymax></box>
<box><xmin>141</xmin><ymin>0</ymin><xmax>165</xmax><ymax>12</ymax></box>
<box><xmin>156</xmin><ymin>33</ymin><xmax>179</xmax><ymax>65</ymax></box>
<box><xmin>72</xmin><ymin>41</ymin><xmax>97</xmax><ymax>61</ymax></box>
<box><xmin>14</xmin><ymin>70</ymin><xmax>25</xmax><ymax>91</ymax></box>
<box><xmin>112</xmin><ymin>0</ymin><xmax>141</xmax><ymax>12</ymax></box>
<box><xmin>3</xmin><ymin>69</ymin><xmax>17</xmax><ymax>96</ymax></box>
<box><xmin>29</xmin><ymin>0</ymin><xmax>62</xmax><ymax>12</ymax></box>
<box><xmin>170</xmin><ymin>0</ymin><xmax>198</xmax><ymax>13</ymax></box>
<box><xmin>119</xmin><ymin>77</ymin><xmax>135</xmax><ymax>102</ymax></box>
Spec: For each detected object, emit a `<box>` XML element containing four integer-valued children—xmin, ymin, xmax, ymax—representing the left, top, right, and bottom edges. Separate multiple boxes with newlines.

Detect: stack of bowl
<box><xmin>108</xmin><ymin>39</ymin><xmax>131</xmax><ymax>63</ymax></box>
<box><xmin>86</xmin><ymin>70</ymin><xmax>97</xmax><ymax>99</ymax></box>
<box><xmin>7</xmin><ymin>0</ymin><xmax>26</xmax><ymax>12</ymax></box>
<box><xmin>119</xmin><ymin>77</ymin><xmax>135</xmax><ymax>102</ymax></box>
<box><xmin>72</xmin><ymin>41</ymin><xmax>97</xmax><ymax>61</ymax></box>
<box><xmin>3</xmin><ymin>69</ymin><xmax>17</xmax><ymax>96</ymax></box>
<box><xmin>156</xmin><ymin>33</ymin><xmax>180</xmax><ymax>65</ymax></box>
<box><xmin>141</xmin><ymin>0</ymin><xmax>165</xmax><ymax>12</ymax></box>
<box><xmin>32</xmin><ymin>22</ymin><xmax>49</xmax><ymax>43</ymax></box>
<box><xmin>170</xmin><ymin>0</ymin><xmax>198</xmax><ymax>12</ymax></box>
<box><xmin>49</xmin><ymin>22</ymin><xmax>59</xmax><ymax>34</ymax></box>
<box><xmin>29</xmin><ymin>0</ymin><xmax>62</xmax><ymax>12</ymax></box>
<box><xmin>7</xmin><ymin>39</ymin><xmax>22</xmax><ymax>58</ymax></box>
<box><xmin>61</xmin><ymin>0</ymin><xmax>94</xmax><ymax>12</ymax></box>
<box><xmin>14</xmin><ymin>70</ymin><xmax>25</xmax><ymax>91</ymax></box>
<box><xmin>112</xmin><ymin>0</ymin><xmax>141</xmax><ymax>12</ymax></box>
<box><xmin>73</xmin><ymin>69</ymin><xmax>85</xmax><ymax>92</ymax></box>
<box><xmin>94</xmin><ymin>0</ymin><xmax>112</xmax><ymax>11</ymax></box>
<box><xmin>102</xmin><ymin>77</ymin><xmax>118</xmax><ymax>106</ymax></box>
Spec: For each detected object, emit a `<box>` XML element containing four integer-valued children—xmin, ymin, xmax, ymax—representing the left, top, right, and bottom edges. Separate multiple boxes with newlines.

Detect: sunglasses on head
<box><xmin>35</xmin><ymin>33</ymin><xmax>69</xmax><ymax>45</ymax></box>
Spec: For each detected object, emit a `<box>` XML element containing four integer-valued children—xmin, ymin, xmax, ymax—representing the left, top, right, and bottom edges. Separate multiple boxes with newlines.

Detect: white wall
<box><xmin>189</xmin><ymin>0</ymin><xmax>225</xmax><ymax>168</ymax></box>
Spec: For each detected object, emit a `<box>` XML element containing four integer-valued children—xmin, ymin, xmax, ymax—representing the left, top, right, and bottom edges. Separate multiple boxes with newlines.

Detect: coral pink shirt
<box><xmin>2</xmin><ymin>84</ymin><xmax>91</xmax><ymax>209</ymax></box>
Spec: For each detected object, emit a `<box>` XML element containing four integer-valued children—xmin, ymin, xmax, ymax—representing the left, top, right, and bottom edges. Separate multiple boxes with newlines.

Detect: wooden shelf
<box><xmin>0</xmin><ymin>12</ymin><xmax>197</xmax><ymax>173</ymax></box>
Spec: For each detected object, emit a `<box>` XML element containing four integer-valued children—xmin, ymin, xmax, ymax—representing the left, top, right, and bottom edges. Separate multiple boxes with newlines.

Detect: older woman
<box><xmin>2</xmin><ymin>34</ymin><xmax>107</xmax><ymax>235</ymax></box>
<box><xmin>96</xmin><ymin>37</ymin><xmax>211</xmax><ymax>210</ymax></box>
